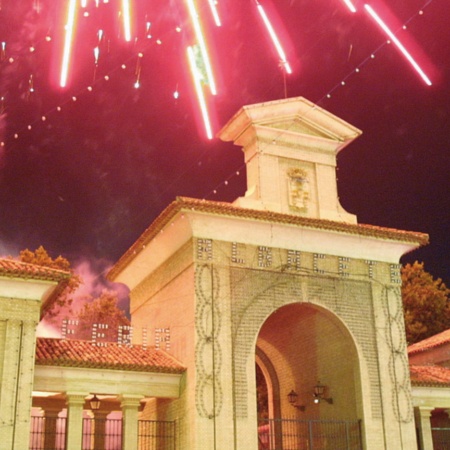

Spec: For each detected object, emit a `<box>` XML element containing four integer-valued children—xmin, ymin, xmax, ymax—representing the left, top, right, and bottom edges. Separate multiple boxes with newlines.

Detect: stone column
<box><xmin>65</xmin><ymin>393</ymin><xmax>87</xmax><ymax>450</ymax></box>
<box><xmin>121</xmin><ymin>395</ymin><xmax>143</xmax><ymax>450</ymax></box>
<box><xmin>415</xmin><ymin>406</ymin><xmax>434</xmax><ymax>450</ymax></box>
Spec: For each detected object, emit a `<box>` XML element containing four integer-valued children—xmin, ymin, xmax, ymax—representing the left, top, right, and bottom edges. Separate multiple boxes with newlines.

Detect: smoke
<box><xmin>35</xmin><ymin>257</ymin><xmax>129</xmax><ymax>338</ymax></box>
<box><xmin>35</xmin><ymin>256</ymin><xmax>130</xmax><ymax>338</ymax></box>
<box><xmin>70</xmin><ymin>256</ymin><xmax>130</xmax><ymax>314</ymax></box>
<box><xmin>36</xmin><ymin>320</ymin><xmax>61</xmax><ymax>338</ymax></box>
<box><xmin>0</xmin><ymin>239</ymin><xmax>19</xmax><ymax>258</ymax></box>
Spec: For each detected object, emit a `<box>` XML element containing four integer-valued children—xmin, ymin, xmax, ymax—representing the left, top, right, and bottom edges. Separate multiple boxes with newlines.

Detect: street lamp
<box><xmin>287</xmin><ymin>390</ymin><xmax>305</xmax><ymax>411</ymax></box>
<box><xmin>90</xmin><ymin>394</ymin><xmax>101</xmax><ymax>411</ymax></box>
<box><xmin>313</xmin><ymin>382</ymin><xmax>333</xmax><ymax>404</ymax></box>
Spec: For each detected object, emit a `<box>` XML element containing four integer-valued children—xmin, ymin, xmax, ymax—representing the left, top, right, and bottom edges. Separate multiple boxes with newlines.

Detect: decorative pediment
<box><xmin>219</xmin><ymin>96</ymin><xmax>361</xmax><ymax>149</ymax></box>
<box><xmin>258</xmin><ymin>116</ymin><xmax>340</xmax><ymax>141</ymax></box>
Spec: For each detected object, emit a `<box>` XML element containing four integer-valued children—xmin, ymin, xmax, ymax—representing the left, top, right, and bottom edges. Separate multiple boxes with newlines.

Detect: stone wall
<box><xmin>0</xmin><ymin>296</ymin><xmax>41</xmax><ymax>449</ymax></box>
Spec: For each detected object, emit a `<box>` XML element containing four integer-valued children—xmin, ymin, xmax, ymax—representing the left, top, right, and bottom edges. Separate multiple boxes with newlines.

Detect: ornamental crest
<box><xmin>287</xmin><ymin>168</ymin><xmax>310</xmax><ymax>211</ymax></box>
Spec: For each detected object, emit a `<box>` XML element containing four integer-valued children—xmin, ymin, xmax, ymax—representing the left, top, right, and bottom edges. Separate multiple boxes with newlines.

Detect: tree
<box><xmin>73</xmin><ymin>289</ymin><xmax>130</xmax><ymax>341</ymax></box>
<box><xmin>16</xmin><ymin>246</ymin><xmax>130</xmax><ymax>341</ymax></box>
<box><xmin>19</xmin><ymin>246</ymin><xmax>82</xmax><ymax>319</ymax></box>
<box><xmin>402</xmin><ymin>261</ymin><xmax>450</xmax><ymax>345</ymax></box>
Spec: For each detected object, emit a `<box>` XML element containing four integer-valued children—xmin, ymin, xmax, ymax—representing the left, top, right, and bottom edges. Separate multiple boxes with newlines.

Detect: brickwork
<box><xmin>192</xmin><ymin>237</ymin><xmax>416</xmax><ymax>449</ymax></box>
<box><xmin>130</xmin><ymin>241</ymin><xmax>196</xmax><ymax>449</ymax></box>
<box><xmin>126</xmin><ymin>228</ymin><xmax>419</xmax><ymax>450</ymax></box>
<box><xmin>0</xmin><ymin>320</ymin><xmax>5</xmax><ymax>383</ymax></box>
<box><xmin>194</xmin><ymin>263</ymin><xmax>223</xmax><ymax>419</ymax></box>
<box><xmin>228</xmin><ymin>268</ymin><xmax>381</xmax><ymax>418</ymax></box>
<box><xmin>130</xmin><ymin>240</ymin><xmax>193</xmax><ymax>316</ymax></box>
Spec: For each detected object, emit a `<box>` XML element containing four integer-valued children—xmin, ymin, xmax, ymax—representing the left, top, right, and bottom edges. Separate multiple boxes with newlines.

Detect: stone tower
<box><xmin>110</xmin><ymin>97</ymin><xmax>427</xmax><ymax>449</ymax></box>
<box><xmin>219</xmin><ymin>96</ymin><xmax>360</xmax><ymax>222</ymax></box>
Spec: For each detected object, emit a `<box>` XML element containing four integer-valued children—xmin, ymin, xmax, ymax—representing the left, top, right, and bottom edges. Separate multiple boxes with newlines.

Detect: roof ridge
<box><xmin>408</xmin><ymin>329</ymin><xmax>450</xmax><ymax>355</ymax></box>
<box><xmin>0</xmin><ymin>257</ymin><xmax>71</xmax><ymax>279</ymax></box>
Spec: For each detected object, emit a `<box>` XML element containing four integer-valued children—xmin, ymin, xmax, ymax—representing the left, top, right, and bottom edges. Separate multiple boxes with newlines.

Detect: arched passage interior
<box><xmin>255</xmin><ymin>302</ymin><xmax>363</xmax><ymax>421</ymax></box>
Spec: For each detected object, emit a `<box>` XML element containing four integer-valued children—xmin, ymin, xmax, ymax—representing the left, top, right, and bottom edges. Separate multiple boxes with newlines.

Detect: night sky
<box><xmin>0</xmin><ymin>0</ymin><xmax>449</xmax><ymax>298</ymax></box>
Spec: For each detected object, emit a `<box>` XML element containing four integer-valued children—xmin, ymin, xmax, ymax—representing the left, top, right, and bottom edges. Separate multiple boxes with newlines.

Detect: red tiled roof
<box><xmin>408</xmin><ymin>329</ymin><xmax>450</xmax><ymax>356</ymax></box>
<box><xmin>0</xmin><ymin>258</ymin><xmax>70</xmax><ymax>283</ymax></box>
<box><xmin>0</xmin><ymin>259</ymin><xmax>71</xmax><ymax>317</ymax></box>
<box><xmin>410</xmin><ymin>364</ymin><xmax>450</xmax><ymax>387</ymax></box>
<box><xmin>108</xmin><ymin>196</ymin><xmax>428</xmax><ymax>280</ymax></box>
<box><xmin>35</xmin><ymin>338</ymin><xmax>186</xmax><ymax>374</ymax></box>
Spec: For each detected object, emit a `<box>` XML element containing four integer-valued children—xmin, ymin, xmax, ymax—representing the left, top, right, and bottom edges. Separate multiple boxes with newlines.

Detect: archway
<box><xmin>255</xmin><ymin>302</ymin><xmax>363</xmax><ymax>447</ymax></box>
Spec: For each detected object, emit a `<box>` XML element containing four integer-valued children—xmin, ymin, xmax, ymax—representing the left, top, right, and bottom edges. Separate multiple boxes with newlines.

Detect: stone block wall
<box><xmin>0</xmin><ymin>296</ymin><xmax>41</xmax><ymax>449</ymax></box>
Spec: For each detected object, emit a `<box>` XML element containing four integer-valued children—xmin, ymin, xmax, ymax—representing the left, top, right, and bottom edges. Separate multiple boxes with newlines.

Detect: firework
<box><xmin>208</xmin><ymin>0</ymin><xmax>222</xmax><ymax>27</ymax></box>
<box><xmin>187</xmin><ymin>46</ymin><xmax>213</xmax><ymax>140</ymax></box>
<box><xmin>121</xmin><ymin>0</ymin><xmax>133</xmax><ymax>42</ymax></box>
<box><xmin>256</xmin><ymin>1</ymin><xmax>292</xmax><ymax>74</ymax></box>
<box><xmin>185</xmin><ymin>0</ymin><xmax>217</xmax><ymax>95</ymax></box>
<box><xmin>60</xmin><ymin>0</ymin><xmax>78</xmax><ymax>87</ymax></box>
<box><xmin>364</xmin><ymin>4</ymin><xmax>432</xmax><ymax>86</ymax></box>
<box><xmin>342</xmin><ymin>0</ymin><xmax>357</xmax><ymax>13</ymax></box>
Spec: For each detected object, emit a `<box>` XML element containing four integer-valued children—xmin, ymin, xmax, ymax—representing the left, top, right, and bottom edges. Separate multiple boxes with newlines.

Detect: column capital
<box><xmin>120</xmin><ymin>395</ymin><xmax>143</xmax><ymax>409</ymax></box>
<box><xmin>66</xmin><ymin>392</ymin><xmax>88</xmax><ymax>406</ymax></box>
<box><xmin>416</xmin><ymin>406</ymin><xmax>435</xmax><ymax>418</ymax></box>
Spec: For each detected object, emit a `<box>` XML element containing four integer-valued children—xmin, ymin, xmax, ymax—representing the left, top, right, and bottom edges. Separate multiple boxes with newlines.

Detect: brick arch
<box><xmin>230</xmin><ymin>268</ymin><xmax>378</xmax><ymax>422</ymax></box>
<box><xmin>256</xmin><ymin>302</ymin><xmax>361</xmax><ymax>420</ymax></box>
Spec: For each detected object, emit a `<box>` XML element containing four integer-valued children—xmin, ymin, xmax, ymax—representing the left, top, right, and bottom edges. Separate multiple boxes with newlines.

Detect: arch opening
<box><xmin>255</xmin><ymin>302</ymin><xmax>364</xmax><ymax>447</ymax></box>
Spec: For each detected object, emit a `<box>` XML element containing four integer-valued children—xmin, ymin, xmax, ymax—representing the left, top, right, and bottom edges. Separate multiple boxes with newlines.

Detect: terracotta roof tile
<box><xmin>408</xmin><ymin>329</ymin><xmax>450</xmax><ymax>356</ymax></box>
<box><xmin>109</xmin><ymin>196</ymin><xmax>428</xmax><ymax>280</ymax></box>
<box><xmin>410</xmin><ymin>364</ymin><xmax>450</xmax><ymax>387</ymax></box>
<box><xmin>0</xmin><ymin>258</ymin><xmax>70</xmax><ymax>283</ymax></box>
<box><xmin>35</xmin><ymin>338</ymin><xmax>186</xmax><ymax>374</ymax></box>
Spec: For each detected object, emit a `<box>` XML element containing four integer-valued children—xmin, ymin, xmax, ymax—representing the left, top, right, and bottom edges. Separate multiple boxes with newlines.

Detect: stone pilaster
<box><xmin>121</xmin><ymin>395</ymin><xmax>143</xmax><ymax>450</ymax></box>
<box><xmin>65</xmin><ymin>392</ymin><xmax>87</xmax><ymax>450</ymax></box>
<box><xmin>415</xmin><ymin>406</ymin><xmax>434</xmax><ymax>450</ymax></box>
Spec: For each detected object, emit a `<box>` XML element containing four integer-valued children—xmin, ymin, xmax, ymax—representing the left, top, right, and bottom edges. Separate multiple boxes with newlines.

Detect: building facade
<box><xmin>1</xmin><ymin>96</ymin><xmax>443</xmax><ymax>449</ymax></box>
<box><xmin>109</xmin><ymin>97</ymin><xmax>428</xmax><ymax>449</ymax></box>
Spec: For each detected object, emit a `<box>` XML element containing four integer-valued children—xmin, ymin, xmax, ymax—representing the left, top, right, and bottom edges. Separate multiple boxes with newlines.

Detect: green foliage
<box><xmin>402</xmin><ymin>261</ymin><xmax>450</xmax><ymax>345</ymax></box>
<box><xmin>19</xmin><ymin>246</ymin><xmax>82</xmax><ymax>318</ymax></box>
<box><xmin>74</xmin><ymin>289</ymin><xmax>130</xmax><ymax>341</ymax></box>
